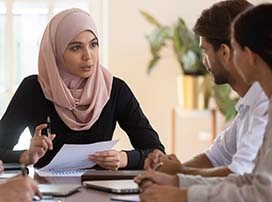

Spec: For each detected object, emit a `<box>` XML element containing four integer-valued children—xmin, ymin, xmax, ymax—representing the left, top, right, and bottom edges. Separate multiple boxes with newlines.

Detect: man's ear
<box><xmin>219</xmin><ymin>44</ymin><xmax>231</xmax><ymax>62</ymax></box>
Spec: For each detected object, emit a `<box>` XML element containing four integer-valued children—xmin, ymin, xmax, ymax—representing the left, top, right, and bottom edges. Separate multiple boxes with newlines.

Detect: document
<box><xmin>36</xmin><ymin>140</ymin><xmax>118</xmax><ymax>177</ymax></box>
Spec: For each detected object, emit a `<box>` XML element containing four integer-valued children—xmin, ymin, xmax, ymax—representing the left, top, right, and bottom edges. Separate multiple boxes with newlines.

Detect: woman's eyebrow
<box><xmin>68</xmin><ymin>38</ymin><xmax>97</xmax><ymax>46</ymax></box>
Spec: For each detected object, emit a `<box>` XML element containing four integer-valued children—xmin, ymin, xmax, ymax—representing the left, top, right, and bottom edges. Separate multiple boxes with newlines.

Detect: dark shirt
<box><xmin>0</xmin><ymin>75</ymin><xmax>164</xmax><ymax>169</ymax></box>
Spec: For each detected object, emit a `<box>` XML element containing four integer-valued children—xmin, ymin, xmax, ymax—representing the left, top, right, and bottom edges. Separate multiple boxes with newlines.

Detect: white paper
<box><xmin>36</xmin><ymin>140</ymin><xmax>118</xmax><ymax>177</ymax></box>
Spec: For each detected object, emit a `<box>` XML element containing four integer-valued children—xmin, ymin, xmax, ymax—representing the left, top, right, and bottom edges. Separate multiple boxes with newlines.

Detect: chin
<box><xmin>78</xmin><ymin>72</ymin><xmax>92</xmax><ymax>78</ymax></box>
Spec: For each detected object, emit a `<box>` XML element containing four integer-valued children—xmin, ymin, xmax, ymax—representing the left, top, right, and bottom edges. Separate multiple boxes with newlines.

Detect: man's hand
<box><xmin>0</xmin><ymin>176</ymin><xmax>41</xmax><ymax>202</ymax></box>
<box><xmin>140</xmin><ymin>184</ymin><xmax>187</xmax><ymax>202</ymax></box>
<box><xmin>134</xmin><ymin>170</ymin><xmax>179</xmax><ymax>191</ymax></box>
<box><xmin>144</xmin><ymin>149</ymin><xmax>165</xmax><ymax>170</ymax></box>
<box><xmin>157</xmin><ymin>154</ymin><xmax>183</xmax><ymax>175</ymax></box>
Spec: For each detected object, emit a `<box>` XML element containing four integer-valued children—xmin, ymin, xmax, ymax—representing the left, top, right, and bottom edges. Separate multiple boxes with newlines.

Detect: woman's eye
<box><xmin>70</xmin><ymin>45</ymin><xmax>81</xmax><ymax>51</ymax></box>
<box><xmin>90</xmin><ymin>42</ymin><xmax>98</xmax><ymax>49</ymax></box>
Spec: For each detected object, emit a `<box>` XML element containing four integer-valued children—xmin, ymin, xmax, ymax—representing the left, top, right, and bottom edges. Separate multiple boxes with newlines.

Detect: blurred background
<box><xmin>0</xmin><ymin>0</ymin><xmax>268</xmax><ymax>161</ymax></box>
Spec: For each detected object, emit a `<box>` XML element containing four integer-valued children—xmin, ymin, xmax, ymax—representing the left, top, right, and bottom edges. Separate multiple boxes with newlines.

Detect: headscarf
<box><xmin>38</xmin><ymin>8</ymin><xmax>113</xmax><ymax>131</ymax></box>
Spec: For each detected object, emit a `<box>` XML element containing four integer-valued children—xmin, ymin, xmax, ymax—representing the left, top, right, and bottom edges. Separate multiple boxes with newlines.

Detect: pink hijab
<box><xmin>38</xmin><ymin>8</ymin><xmax>113</xmax><ymax>131</ymax></box>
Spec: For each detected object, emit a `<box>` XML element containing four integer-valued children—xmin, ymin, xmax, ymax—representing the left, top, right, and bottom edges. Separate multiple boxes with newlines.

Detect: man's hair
<box><xmin>193</xmin><ymin>0</ymin><xmax>252</xmax><ymax>50</ymax></box>
<box><xmin>233</xmin><ymin>3</ymin><xmax>272</xmax><ymax>67</ymax></box>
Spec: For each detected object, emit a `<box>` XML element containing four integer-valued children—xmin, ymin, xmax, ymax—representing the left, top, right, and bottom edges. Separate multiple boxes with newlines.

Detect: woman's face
<box><xmin>231</xmin><ymin>37</ymin><xmax>255</xmax><ymax>84</ymax></box>
<box><xmin>63</xmin><ymin>30</ymin><xmax>99</xmax><ymax>78</ymax></box>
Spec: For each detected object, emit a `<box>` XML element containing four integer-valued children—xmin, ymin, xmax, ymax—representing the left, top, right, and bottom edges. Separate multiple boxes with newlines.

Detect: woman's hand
<box><xmin>20</xmin><ymin>124</ymin><xmax>56</xmax><ymax>165</ymax></box>
<box><xmin>88</xmin><ymin>150</ymin><xmax>128</xmax><ymax>170</ymax></box>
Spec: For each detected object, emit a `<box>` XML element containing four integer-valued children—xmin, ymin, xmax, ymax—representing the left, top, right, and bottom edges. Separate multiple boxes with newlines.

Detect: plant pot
<box><xmin>177</xmin><ymin>74</ymin><xmax>205</xmax><ymax>109</ymax></box>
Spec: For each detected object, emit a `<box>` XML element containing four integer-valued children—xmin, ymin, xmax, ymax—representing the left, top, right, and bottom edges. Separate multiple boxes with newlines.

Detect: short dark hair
<box><xmin>193</xmin><ymin>0</ymin><xmax>252</xmax><ymax>50</ymax></box>
<box><xmin>233</xmin><ymin>3</ymin><xmax>272</xmax><ymax>67</ymax></box>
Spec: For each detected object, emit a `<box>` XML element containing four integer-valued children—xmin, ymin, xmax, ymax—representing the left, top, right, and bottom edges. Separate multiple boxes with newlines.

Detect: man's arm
<box><xmin>181</xmin><ymin>153</ymin><xmax>232</xmax><ymax>177</ymax></box>
<box><xmin>158</xmin><ymin>153</ymin><xmax>232</xmax><ymax>177</ymax></box>
<box><xmin>182</xmin><ymin>153</ymin><xmax>213</xmax><ymax>168</ymax></box>
<box><xmin>180</xmin><ymin>165</ymin><xmax>232</xmax><ymax>177</ymax></box>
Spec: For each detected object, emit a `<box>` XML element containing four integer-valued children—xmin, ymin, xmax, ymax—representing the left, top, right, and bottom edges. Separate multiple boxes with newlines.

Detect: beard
<box><xmin>213</xmin><ymin>73</ymin><xmax>229</xmax><ymax>85</ymax></box>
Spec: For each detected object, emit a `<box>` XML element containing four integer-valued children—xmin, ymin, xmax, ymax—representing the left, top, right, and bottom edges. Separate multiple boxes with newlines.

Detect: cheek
<box><xmin>64</xmin><ymin>53</ymin><xmax>78</xmax><ymax>67</ymax></box>
<box><xmin>202</xmin><ymin>56</ymin><xmax>210</xmax><ymax>68</ymax></box>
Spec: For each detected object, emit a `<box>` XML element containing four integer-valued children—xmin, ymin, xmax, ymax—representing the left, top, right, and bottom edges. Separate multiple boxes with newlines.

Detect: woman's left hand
<box><xmin>88</xmin><ymin>150</ymin><xmax>128</xmax><ymax>170</ymax></box>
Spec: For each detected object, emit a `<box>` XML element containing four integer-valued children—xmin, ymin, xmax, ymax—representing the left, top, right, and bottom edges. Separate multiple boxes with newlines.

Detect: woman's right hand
<box><xmin>27</xmin><ymin>124</ymin><xmax>56</xmax><ymax>165</ymax></box>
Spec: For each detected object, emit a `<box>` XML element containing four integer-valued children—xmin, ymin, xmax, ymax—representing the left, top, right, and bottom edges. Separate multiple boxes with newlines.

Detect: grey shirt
<box><xmin>178</xmin><ymin>97</ymin><xmax>272</xmax><ymax>202</ymax></box>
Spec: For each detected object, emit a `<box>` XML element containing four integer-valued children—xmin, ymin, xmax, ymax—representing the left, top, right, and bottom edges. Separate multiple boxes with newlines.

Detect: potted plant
<box><xmin>141</xmin><ymin>11</ymin><xmax>238</xmax><ymax>121</ymax></box>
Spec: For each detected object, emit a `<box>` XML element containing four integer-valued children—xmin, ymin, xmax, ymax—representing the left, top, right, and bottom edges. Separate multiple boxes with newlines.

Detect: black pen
<box><xmin>21</xmin><ymin>164</ymin><xmax>28</xmax><ymax>176</ymax></box>
<box><xmin>46</xmin><ymin>116</ymin><xmax>51</xmax><ymax>137</ymax></box>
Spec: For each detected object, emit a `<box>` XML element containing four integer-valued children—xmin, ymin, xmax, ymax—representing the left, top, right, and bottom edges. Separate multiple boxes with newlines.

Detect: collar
<box><xmin>235</xmin><ymin>82</ymin><xmax>265</xmax><ymax>112</ymax></box>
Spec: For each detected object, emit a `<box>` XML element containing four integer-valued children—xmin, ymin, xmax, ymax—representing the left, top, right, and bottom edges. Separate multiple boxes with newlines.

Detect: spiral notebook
<box><xmin>36</xmin><ymin>168</ymin><xmax>88</xmax><ymax>177</ymax></box>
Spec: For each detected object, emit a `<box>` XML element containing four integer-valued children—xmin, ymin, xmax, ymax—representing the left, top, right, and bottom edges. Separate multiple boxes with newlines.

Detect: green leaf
<box><xmin>146</xmin><ymin>26</ymin><xmax>170</xmax><ymax>56</ymax></box>
<box><xmin>212</xmin><ymin>84</ymin><xmax>238</xmax><ymax>121</ymax></box>
<box><xmin>147</xmin><ymin>55</ymin><xmax>160</xmax><ymax>74</ymax></box>
<box><xmin>140</xmin><ymin>10</ymin><xmax>161</xmax><ymax>27</ymax></box>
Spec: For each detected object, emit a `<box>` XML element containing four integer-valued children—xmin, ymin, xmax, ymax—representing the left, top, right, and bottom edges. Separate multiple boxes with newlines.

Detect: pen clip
<box><xmin>153</xmin><ymin>162</ymin><xmax>163</xmax><ymax>171</ymax></box>
<box><xmin>46</xmin><ymin>116</ymin><xmax>51</xmax><ymax>137</ymax></box>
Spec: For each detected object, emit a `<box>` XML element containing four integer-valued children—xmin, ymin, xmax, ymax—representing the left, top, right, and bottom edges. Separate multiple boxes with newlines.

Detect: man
<box><xmin>0</xmin><ymin>176</ymin><xmax>41</xmax><ymax>202</ymax></box>
<box><xmin>0</xmin><ymin>160</ymin><xmax>40</xmax><ymax>201</ymax></box>
<box><xmin>145</xmin><ymin>0</ymin><xmax>268</xmax><ymax>177</ymax></box>
<box><xmin>135</xmin><ymin>2</ymin><xmax>272</xmax><ymax>202</ymax></box>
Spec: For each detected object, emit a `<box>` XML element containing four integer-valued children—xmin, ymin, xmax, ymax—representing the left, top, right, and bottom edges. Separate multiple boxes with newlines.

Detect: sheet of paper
<box><xmin>111</xmin><ymin>195</ymin><xmax>140</xmax><ymax>202</ymax></box>
<box><xmin>36</xmin><ymin>140</ymin><xmax>118</xmax><ymax>177</ymax></box>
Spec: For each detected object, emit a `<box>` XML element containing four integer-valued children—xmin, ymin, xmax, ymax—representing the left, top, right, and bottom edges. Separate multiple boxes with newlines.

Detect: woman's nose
<box><xmin>82</xmin><ymin>49</ymin><xmax>93</xmax><ymax>61</ymax></box>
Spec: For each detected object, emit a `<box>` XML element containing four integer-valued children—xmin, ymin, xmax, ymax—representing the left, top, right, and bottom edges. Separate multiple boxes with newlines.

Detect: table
<box><xmin>34</xmin><ymin>173</ymin><xmax>137</xmax><ymax>201</ymax></box>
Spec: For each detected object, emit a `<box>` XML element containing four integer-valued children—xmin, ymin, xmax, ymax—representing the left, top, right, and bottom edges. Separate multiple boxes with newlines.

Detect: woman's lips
<box><xmin>81</xmin><ymin>65</ymin><xmax>92</xmax><ymax>71</ymax></box>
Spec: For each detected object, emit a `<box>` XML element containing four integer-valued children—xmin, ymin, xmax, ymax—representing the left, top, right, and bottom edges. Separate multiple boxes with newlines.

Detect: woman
<box><xmin>136</xmin><ymin>3</ymin><xmax>272</xmax><ymax>202</ymax></box>
<box><xmin>0</xmin><ymin>8</ymin><xmax>164</xmax><ymax>170</ymax></box>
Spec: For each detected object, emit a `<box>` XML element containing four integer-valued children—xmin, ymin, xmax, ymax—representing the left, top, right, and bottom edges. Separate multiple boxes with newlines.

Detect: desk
<box><xmin>34</xmin><ymin>172</ymin><xmax>136</xmax><ymax>201</ymax></box>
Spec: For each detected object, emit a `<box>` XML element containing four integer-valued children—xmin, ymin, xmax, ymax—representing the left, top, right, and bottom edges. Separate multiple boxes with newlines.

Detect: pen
<box><xmin>46</xmin><ymin>116</ymin><xmax>51</xmax><ymax>137</ymax></box>
<box><xmin>21</xmin><ymin>164</ymin><xmax>28</xmax><ymax>176</ymax></box>
<box><xmin>153</xmin><ymin>161</ymin><xmax>164</xmax><ymax>171</ymax></box>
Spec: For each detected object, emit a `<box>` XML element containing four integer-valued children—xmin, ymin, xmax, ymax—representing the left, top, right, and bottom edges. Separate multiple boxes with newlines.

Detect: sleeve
<box><xmin>186</xmin><ymin>149</ymin><xmax>272</xmax><ymax>202</ymax></box>
<box><xmin>205</xmin><ymin>118</ymin><xmax>238</xmax><ymax>168</ymax></box>
<box><xmin>178</xmin><ymin>173</ymin><xmax>226</xmax><ymax>188</ymax></box>
<box><xmin>228</xmin><ymin>100</ymin><xmax>268</xmax><ymax>174</ymax></box>
<box><xmin>0</xmin><ymin>78</ymin><xmax>32</xmax><ymax>162</ymax></box>
<box><xmin>116</xmin><ymin>80</ymin><xmax>165</xmax><ymax>169</ymax></box>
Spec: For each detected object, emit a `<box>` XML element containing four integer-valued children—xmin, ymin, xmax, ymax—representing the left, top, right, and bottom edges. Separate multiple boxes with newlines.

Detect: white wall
<box><xmin>107</xmin><ymin>0</ymin><xmax>271</xmax><ymax>153</ymax></box>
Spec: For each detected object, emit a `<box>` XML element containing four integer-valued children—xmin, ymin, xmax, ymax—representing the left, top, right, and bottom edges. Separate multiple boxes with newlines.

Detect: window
<box><xmin>0</xmin><ymin>0</ymin><xmax>108</xmax><ymax>150</ymax></box>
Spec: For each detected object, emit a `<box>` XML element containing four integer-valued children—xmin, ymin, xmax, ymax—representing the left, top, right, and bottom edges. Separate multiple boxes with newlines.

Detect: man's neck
<box><xmin>229</xmin><ymin>79</ymin><xmax>250</xmax><ymax>97</ymax></box>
